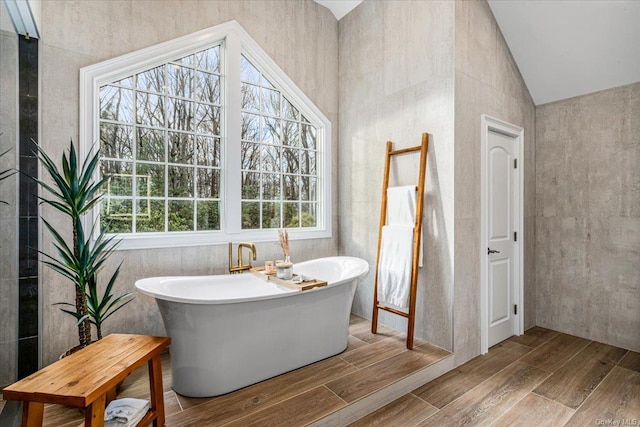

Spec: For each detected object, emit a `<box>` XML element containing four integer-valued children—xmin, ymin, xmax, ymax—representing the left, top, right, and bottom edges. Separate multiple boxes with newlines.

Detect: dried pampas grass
<box><xmin>278</xmin><ymin>229</ymin><xmax>289</xmax><ymax>257</ymax></box>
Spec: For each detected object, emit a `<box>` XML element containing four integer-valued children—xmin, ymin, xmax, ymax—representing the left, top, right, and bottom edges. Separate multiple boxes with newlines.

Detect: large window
<box><xmin>99</xmin><ymin>46</ymin><xmax>222</xmax><ymax>234</ymax></box>
<box><xmin>81</xmin><ymin>22</ymin><xmax>331</xmax><ymax>249</ymax></box>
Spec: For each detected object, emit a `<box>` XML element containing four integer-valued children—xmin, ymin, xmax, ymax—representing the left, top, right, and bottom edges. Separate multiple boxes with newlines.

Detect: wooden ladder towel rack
<box><xmin>371</xmin><ymin>133</ymin><xmax>429</xmax><ymax>349</ymax></box>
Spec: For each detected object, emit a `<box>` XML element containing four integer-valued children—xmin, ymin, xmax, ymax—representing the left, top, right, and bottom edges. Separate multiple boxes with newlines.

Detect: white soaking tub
<box><xmin>135</xmin><ymin>256</ymin><xmax>369</xmax><ymax>397</ymax></box>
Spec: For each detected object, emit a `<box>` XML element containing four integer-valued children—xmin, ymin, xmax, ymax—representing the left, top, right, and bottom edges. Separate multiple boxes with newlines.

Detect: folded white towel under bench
<box><xmin>104</xmin><ymin>398</ymin><xmax>150</xmax><ymax>427</ymax></box>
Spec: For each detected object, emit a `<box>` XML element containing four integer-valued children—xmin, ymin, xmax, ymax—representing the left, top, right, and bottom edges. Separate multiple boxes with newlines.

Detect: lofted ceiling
<box><xmin>314</xmin><ymin>0</ymin><xmax>362</xmax><ymax>21</ymax></box>
<box><xmin>316</xmin><ymin>0</ymin><xmax>640</xmax><ymax>106</ymax></box>
<box><xmin>488</xmin><ymin>0</ymin><xmax>640</xmax><ymax>105</ymax></box>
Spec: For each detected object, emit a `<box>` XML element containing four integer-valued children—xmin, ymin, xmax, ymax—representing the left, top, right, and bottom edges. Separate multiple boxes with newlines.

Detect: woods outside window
<box><xmin>81</xmin><ymin>22</ymin><xmax>331</xmax><ymax>249</ymax></box>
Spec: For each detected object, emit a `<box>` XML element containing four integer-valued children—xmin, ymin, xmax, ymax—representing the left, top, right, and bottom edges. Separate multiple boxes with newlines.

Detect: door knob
<box><xmin>487</xmin><ymin>248</ymin><xmax>500</xmax><ymax>255</ymax></box>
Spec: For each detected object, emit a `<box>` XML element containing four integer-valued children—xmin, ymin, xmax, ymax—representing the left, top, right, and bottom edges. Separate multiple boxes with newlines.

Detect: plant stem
<box><xmin>73</xmin><ymin>218</ymin><xmax>92</xmax><ymax>347</ymax></box>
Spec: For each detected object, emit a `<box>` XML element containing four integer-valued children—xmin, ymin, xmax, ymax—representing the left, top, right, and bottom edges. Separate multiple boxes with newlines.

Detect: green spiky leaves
<box><xmin>35</xmin><ymin>140</ymin><xmax>133</xmax><ymax>345</ymax></box>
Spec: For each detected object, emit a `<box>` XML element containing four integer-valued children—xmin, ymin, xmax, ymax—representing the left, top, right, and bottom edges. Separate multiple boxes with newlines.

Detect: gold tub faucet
<box><xmin>229</xmin><ymin>242</ymin><xmax>257</xmax><ymax>273</ymax></box>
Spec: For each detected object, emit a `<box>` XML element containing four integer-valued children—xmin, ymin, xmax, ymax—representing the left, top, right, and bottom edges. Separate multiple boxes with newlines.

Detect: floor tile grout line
<box><xmin>530</xmin><ymin>389</ymin><xmax>576</xmax><ymax>412</ymax></box>
<box><xmin>615</xmin><ymin>364</ymin><xmax>640</xmax><ymax>375</ymax></box>
<box><xmin>615</xmin><ymin>350</ymin><xmax>630</xmax><ymax>367</ymax></box>
<box><xmin>413</xmin><ymin>397</ymin><xmax>443</xmax><ymax>426</ymax></box>
<box><xmin>174</xmin><ymin>377</ymin><xmax>331</xmax><ymax>424</ymax></box>
<box><xmin>425</xmin><ymin>356</ymin><xmax>526</xmax><ymax>413</ymax></box>
<box><xmin>175</xmin><ymin>331</ymin><xmax>424</xmax><ymax>421</ymax></box>
<box><xmin>410</xmin><ymin>391</ymin><xmax>433</xmax><ymax>407</ymax></box>
<box><xmin>485</xmin><ymin>366</ymin><xmax>554</xmax><ymax>427</ymax></box>
<box><xmin>334</xmin><ymin>351</ymin><xmax>451</xmax><ymax>408</ymax></box>
<box><xmin>508</xmin><ymin>328</ymin><xmax>558</xmax><ymax>351</ymax></box>
<box><xmin>173</xmin><ymin>394</ymin><xmax>211</xmax><ymax>414</ymax></box>
<box><xmin>322</xmin><ymin>384</ymin><xmax>349</xmax><ymax>405</ymax></box>
<box><xmin>173</xmin><ymin>351</ymin><xmax>364</xmax><ymax>420</ymax></box>
<box><xmin>506</xmin><ymin>342</ymin><xmax>536</xmax><ymax>352</ymax></box>
<box><xmin>530</xmin><ymin>328</ymin><xmax>560</xmax><ymax>348</ymax></box>
<box><xmin>430</xmin><ymin>343</ymin><xmax>553</xmax><ymax>425</ymax></box>
<box><xmin>217</xmin><ymin>385</ymin><xmax>341</xmax><ymax>427</ymax></box>
<box><xmin>345</xmin><ymin>335</ymin><xmax>369</xmax><ymax>350</ymax></box>
<box><xmin>302</xmin><ymin>386</ymin><xmax>350</xmax><ymax>427</ymax></box>
<box><xmin>172</xmin><ymin>390</ymin><xmax>185</xmax><ymax>412</ymax></box>
<box><xmin>553</xmin><ymin>338</ymin><xmax>593</xmax><ymax>370</ymax></box>
<box><xmin>410</xmin><ymin>390</ymin><xmax>447</xmax><ymax>424</ymax></box>
<box><xmin>568</xmin><ymin>361</ymin><xmax>634</xmax><ymax>419</ymax></box>
<box><xmin>341</xmin><ymin>346</ymin><xmax>413</xmax><ymax>371</ymax></box>
<box><xmin>523</xmin><ymin>336</ymin><xmax>593</xmax><ymax>374</ymax></box>
<box><xmin>177</xmin><ymin>338</ymin><xmax>390</xmax><ymax>423</ymax></box>
<box><xmin>379</xmin><ymin>343</ymin><xmax>525</xmax><ymax>409</ymax></box>
<box><xmin>407</xmin><ymin>400</ymin><xmax>441</xmax><ymax>427</ymax></box>
<box><xmin>343</xmin><ymin>333</ymin><xmax>403</xmax><ymax>355</ymax></box>
<box><xmin>518</xmin><ymin>356</ymin><xmax>556</xmax><ymax>374</ymax></box>
<box><xmin>347</xmin><ymin>333</ymin><xmax>404</xmax><ymax>349</ymax></box>
<box><xmin>337</xmin><ymin>355</ymin><xmax>360</xmax><ymax>371</ymax></box>
<box><xmin>311</xmin><ymin>353</ymin><xmax>450</xmax><ymax>427</ymax></box>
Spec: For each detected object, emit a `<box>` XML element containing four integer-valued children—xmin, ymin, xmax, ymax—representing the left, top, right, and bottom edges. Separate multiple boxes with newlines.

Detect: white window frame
<box><xmin>80</xmin><ymin>21</ymin><xmax>331</xmax><ymax>250</ymax></box>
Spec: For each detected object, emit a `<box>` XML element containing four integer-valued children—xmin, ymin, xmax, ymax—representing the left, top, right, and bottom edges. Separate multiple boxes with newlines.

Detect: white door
<box><xmin>487</xmin><ymin>130</ymin><xmax>516</xmax><ymax>346</ymax></box>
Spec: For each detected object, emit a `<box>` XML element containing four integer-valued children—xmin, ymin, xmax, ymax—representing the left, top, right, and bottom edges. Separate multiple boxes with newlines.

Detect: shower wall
<box><xmin>536</xmin><ymin>82</ymin><xmax>640</xmax><ymax>352</ymax></box>
<box><xmin>0</xmin><ymin>28</ymin><xmax>19</xmax><ymax>387</ymax></box>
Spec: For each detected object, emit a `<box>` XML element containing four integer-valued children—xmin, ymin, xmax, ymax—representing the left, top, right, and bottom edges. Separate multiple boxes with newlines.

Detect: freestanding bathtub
<box><xmin>135</xmin><ymin>256</ymin><xmax>369</xmax><ymax>397</ymax></box>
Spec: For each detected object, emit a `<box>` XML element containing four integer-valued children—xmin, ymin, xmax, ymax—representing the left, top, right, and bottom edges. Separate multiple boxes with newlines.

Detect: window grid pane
<box><xmin>100</xmin><ymin>44</ymin><xmax>223</xmax><ymax>234</ymax></box>
<box><xmin>240</xmin><ymin>54</ymin><xmax>319</xmax><ymax>230</ymax></box>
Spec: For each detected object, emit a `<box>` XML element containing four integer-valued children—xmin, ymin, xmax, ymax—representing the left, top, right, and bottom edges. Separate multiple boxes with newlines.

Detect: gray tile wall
<box><xmin>17</xmin><ymin>35</ymin><xmax>40</xmax><ymax>379</ymax></box>
<box><xmin>38</xmin><ymin>0</ymin><xmax>339</xmax><ymax>365</ymax></box>
<box><xmin>0</xmin><ymin>29</ymin><xmax>19</xmax><ymax>387</ymax></box>
<box><xmin>338</xmin><ymin>0</ymin><xmax>456</xmax><ymax>351</ymax></box>
<box><xmin>535</xmin><ymin>82</ymin><xmax>640</xmax><ymax>352</ymax></box>
<box><xmin>454</xmin><ymin>0</ymin><xmax>536</xmax><ymax>364</ymax></box>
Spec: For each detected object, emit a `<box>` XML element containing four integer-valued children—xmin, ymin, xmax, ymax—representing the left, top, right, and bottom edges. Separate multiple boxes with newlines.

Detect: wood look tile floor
<box><xmin>4</xmin><ymin>321</ymin><xmax>639</xmax><ymax>426</ymax></box>
<box><xmin>358</xmin><ymin>327</ymin><xmax>640</xmax><ymax>427</ymax></box>
<box><xmin>27</xmin><ymin>315</ymin><xmax>450</xmax><ymax>426</ymax></box>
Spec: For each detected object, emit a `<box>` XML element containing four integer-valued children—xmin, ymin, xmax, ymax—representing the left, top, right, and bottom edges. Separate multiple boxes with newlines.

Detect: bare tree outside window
<box><xmin>99</xmin><ymin>46</ymin><xmax>222</xmax><ymax>233</ymax></box>
<box><xmin>98</xmin><ymin>47</ymin><xmax>318</xmax><ymax>236</ymax></box>
<box><xmin>240</xmin><ymin>55</ymin><xmax>318</xmax><ymax>230</ymax></box>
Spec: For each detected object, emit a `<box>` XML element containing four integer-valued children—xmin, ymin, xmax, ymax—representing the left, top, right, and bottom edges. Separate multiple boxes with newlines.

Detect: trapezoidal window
<box><xmin>239</xmin><ymin>55</ymin><xmax>319</xmax><ymax>230</ymax></box>
<box><xmin>81</xmin><ymin>21</ymin><xmax>331</xmax><ymax>249</ymax></box>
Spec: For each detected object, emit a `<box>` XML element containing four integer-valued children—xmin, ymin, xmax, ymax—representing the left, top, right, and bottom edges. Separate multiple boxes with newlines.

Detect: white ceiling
<box><xmin>489</xmin><ymin>0</ymin><xmax>640</xmax><ymax>105</ymax></box>
<box><xmin>314</xmin><ymin>0</ymin><xmax>362</xmax><ymax>21</ymax></box>
<box><xmin>317</xmin><ymin>0</ymin><xmax>640</xmax><ymax>106</ymax></box>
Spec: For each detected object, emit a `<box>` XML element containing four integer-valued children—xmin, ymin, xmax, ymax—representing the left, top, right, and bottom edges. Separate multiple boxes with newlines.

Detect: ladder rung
<box><xmin>389</xmin><ymin>145</ymin><xmax>423</xmax><ymax>156</ymax></box>
<box><xmin>376</xmin><ymin>304</ymin><xmax>410</xmax><ymax>318</ymax></box>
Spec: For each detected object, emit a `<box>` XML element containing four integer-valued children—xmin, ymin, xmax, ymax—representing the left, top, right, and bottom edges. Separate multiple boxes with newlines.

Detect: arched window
<box><xmin>80</xmin><ymin>21</ymin><xmax>331</xmax><ymax>249</ymax></box>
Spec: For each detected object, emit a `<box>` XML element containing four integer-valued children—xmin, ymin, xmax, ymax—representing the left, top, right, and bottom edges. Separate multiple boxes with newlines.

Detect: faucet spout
<box><xmin>229</xmin><ymin>242</ymin><xmax>257</xmax><ymax>273</ymax></box>
<box><xmin>238</xmin><ymin>242</ymin><xmax>257</xmax><ymax>268</ymax></box>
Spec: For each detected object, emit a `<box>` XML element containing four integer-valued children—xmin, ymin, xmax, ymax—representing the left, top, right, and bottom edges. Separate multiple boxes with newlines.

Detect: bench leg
<box><xmin>85</xmin><ymin>394</ymin><xmax>106</xmax><ymax>427</ymax></box>
<box><xmin>21</xmin><ymin>401</ymin><xmax>44</xmax><ymax>427</ymax></box>
<box><xmin>106</xmin><ymin>387</ymin><xmax>117</xmax><ymax>405</ymax></box>
<box><xmin>148</xmin><ymin>354</ymin><xmax>165</xmax><ymax>427</ymax></box>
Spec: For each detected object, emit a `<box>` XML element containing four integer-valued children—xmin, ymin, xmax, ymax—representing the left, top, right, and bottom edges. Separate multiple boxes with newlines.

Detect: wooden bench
<box><xmin>3</xmin><ymin>334</ymin><xmax>171</xmax><ymax>427</ymax></box>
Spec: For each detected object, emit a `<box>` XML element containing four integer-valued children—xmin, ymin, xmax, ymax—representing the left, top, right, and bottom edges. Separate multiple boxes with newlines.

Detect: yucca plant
<box><xmin>34</xmin><ymin>140</ymin><xmax>133</xmax><ymax>348</ymax></box>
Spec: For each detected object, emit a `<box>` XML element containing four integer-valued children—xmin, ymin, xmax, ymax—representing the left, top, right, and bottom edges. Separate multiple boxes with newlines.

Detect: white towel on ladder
<box><xmin>386</xmin><ymin>186</ymin><xmax>423</xmax><ymax>267</ymax></box>
<box><xmin>387</xmin><ymin>185</ymin><xmax>417</xmax><ymax>225</ymax></box>
<box><xmin>377</xmin><ymin>225</ymin><xmax>414</xmax><ymax>309</ymax></box>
